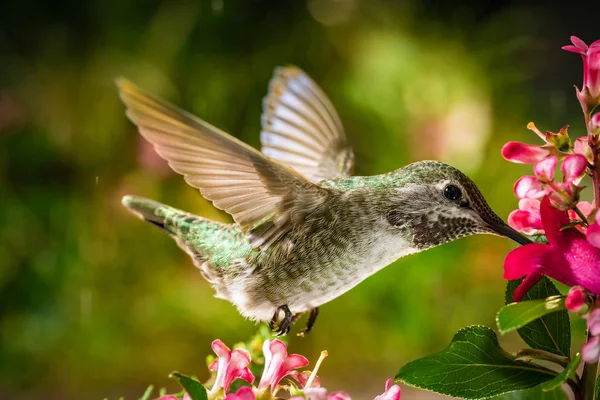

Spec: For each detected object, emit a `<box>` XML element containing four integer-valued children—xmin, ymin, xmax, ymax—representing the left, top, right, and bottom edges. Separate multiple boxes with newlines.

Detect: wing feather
<box><xmin>117</xmin><ymin>78</ymin><xmax>329</xmax><ymax>249</ymax></box>
<box><xmin>260</xmin><ymin>66</ymin><xmax>354</xmax><ymax>182</ymax></box>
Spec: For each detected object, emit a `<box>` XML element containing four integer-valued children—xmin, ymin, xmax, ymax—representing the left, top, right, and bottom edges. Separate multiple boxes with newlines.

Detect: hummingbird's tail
<box><xmin>121</xmin><ymin>195</ymin><xmax>252</xmax><ymax>284</ymax></box>
<box><xmin>121</xmin><ymin>195</ymin><xmax>184</xmax><ymax>234</ymax></box>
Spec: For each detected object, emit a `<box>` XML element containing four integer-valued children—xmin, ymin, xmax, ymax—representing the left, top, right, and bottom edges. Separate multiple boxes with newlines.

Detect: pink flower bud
<box><xmin>565</xmin><ymin>286</ymin><xmax>587</xmax><ymax>312</ymax></box>
<box><xmin>582</xmin><ymin>336</ymin><xmax>600</xmax><ymax>363</ymax></box>
<box><xmin>501</xmin><ymin>142</ymin><xmax>550</xmax><ymax>164</ymax></box>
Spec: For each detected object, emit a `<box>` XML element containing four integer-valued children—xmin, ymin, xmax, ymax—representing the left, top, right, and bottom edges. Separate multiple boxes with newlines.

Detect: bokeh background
<box><xmin>1</xmin><ymin>1</ymin><xmax>599</xmax><ymax>398</ymax></box>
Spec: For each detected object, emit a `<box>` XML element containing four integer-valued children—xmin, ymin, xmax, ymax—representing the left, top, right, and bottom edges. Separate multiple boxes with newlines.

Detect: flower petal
<box><xmin>373</xmin><ymin>378</ymin><xmax>402</xmax><ymax>400</ymax></box>
<box><xmin>224</xmin><ymin>348</ymin><xmax>254</xmax><ymax>391</ymax></box>
<box><xmin>508</xmin><ymin>199</ymin><xmax>543</xmax><ymax>235</ymax></box>
<box><xmin>582</xmin><ymin>336</ymin><xmax>600</xmax><ymax>363</ymax></box>
<box><xmin>304</xmin><ymin>387</ymin><xmax>329</xmax><ymax>400</ymax></box>
<box><xmin>533</xmin><ymin>157</ymin><xmax>556</xmax><ymax>183</ymax></box>
<box><xmin>514</xmin><ymin>176</ymin><xmax>545</xmax><ymax>199</ymax></box>
<box><xmin>539</xmin><ymin>196</ymin><xmax>572</xmax><ymax>244</ymax></box>
<box><xmin>587</xmin><ymin>220</ymin><xmax>600</xmax><ymax>248</ymax></box>
<box><xmin>503</xmin><ymin>243</ymin><xmax>551</xmax><ymax>281</ymax></box>
<box><xmin>562</xmin><ymin>154</ymin><xmax>587</xmax><ymax>182</ymax></box>
<box><xmin>501</xmin><ymin>142</ymin><xmax>549</xmax><ymax>164</ymax></box>
<box><xmin>588</xmin><ymin>309</ymin><xmax>600</xmax><ymax>336</ymax></box>
<box><xmin>224</xmin><ymin>386</ymin><xmax>256</xmax><ymax>400</ymax></box>
<box><xmin>258</xmin><ymin>339</ymin><xmax>287</xmax><ymax>391</ymax></box>
<box><xmin>212</xmin><ymin>340</ymin><xmax>232</xmax><ymax>359</ymax></box>
<box><xmin>328</xmin><ymin>391</ymin><xmax>352</xmax><ymax>400</ymax></box>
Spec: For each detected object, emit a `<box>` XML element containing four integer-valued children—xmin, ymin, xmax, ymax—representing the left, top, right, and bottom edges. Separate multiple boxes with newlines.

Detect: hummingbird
<box><xmin>117</xmin><ymin>66</ymin><xmax>530</xmax><ymax>336</ymax></box>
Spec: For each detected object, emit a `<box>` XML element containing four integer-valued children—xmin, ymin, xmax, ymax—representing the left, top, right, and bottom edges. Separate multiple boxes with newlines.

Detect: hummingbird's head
<box><xmin>386</xmin><ymin>161</ymin><xmax>531</xmax><ymax>249</ymax></box>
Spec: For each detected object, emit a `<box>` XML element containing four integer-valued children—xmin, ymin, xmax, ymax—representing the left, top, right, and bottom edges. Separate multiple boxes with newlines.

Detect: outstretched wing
<box><xmin>260</xmin><ymin>66</ymin><xmax>354</xmax><ymax>183</ymax></box>
<box><xmin>117</xmin><ymin>78</ymin><xmax>330</xmax><ymax>250</ymax></box>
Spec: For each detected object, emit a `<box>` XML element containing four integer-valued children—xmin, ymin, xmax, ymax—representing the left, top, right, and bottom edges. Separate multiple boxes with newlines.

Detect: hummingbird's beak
<box><xmin>488</xmin><ymin>222</ymin><xmax>533</xmax><ymax>246</ymax></box>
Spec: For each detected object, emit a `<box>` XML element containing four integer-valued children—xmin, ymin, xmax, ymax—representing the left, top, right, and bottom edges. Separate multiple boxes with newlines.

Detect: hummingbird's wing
<box><xmin>260</xmin><ymin>66</ymin><xmax>354</xmax><ymax>183</ymax></box>
<box><xmin>118</xmin><ymin>79</ymin><xmax>330</xmax><ymax>250</ymax></box>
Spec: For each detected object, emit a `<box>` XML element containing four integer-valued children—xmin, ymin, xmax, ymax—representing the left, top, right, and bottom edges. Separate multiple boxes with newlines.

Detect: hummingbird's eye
<box><xmin>443</xmin><ymin>184</ymin><xmax>462</xmax><ymax>201</ymax></box>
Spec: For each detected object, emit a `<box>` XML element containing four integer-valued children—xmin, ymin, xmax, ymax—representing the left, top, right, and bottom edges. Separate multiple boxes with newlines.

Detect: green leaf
<box><xmin>139</xmin><ymin>385</ymin><xmax>154</xmax><ymax>400</ymax></box>
<box><xmin>396</xmin><ymin>326</ymin><xmax>557</xmax><ymax>399</ymax></box>
<box><xmin>505</xmin><ymin>277</ymin><xmax>571</xmax><ymax>357</ymax></box>
<box><xmin>493</xmin><ymin>385</ymin><xmax>568</xmax><ymax>399</ymax></box>
<box><xmin>595</xmin><ymin>374</ymin><xmax>600</xmax><ymax>400</ymax></box>
<box><xmin>541</xmin><ymin>353</ymin><xmax>581</xmax><ymax>391</ymax></box>
<box><xmin>170</xmin><ymin>372</ymin><xmax>208</xmax><ymax>400</ymax></box>
<box><xmin>497</xmin><ymin>296</ymin><xmax>566</xmax><ymax>334</ymax></box>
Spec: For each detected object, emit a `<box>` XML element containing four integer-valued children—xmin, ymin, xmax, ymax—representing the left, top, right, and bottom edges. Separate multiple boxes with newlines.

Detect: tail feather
<box><xmin>121</xmin><ymin>195</ymin><xmax>185</xmax><ymax>235</ymax></box>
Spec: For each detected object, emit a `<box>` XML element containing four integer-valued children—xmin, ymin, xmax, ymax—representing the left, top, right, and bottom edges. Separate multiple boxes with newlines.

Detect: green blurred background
<box><xmin>0</xmin><ymin>1</ymin><xmax>598</xmax><ymax>398</ymax></box>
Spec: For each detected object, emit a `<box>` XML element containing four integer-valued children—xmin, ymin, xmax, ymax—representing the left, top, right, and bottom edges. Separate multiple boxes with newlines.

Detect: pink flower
<box><xmin>157</xmin><ymin>395</ymin><xmax>191</xmax><ymax>400</ymax></box>
<box><xmin>563</xmin><ymin>36</ymin><xmax>600</xmax><ymax>102</ymax></box>
<box><xmin>588</xmin><ymin>309</ymin><xmax>600</xmax><ymax>336</ymax></box>
<box><xmin>530</xmin><ymin>155</ymin><xmax>586</xmax><ymax>210</ymax></box>
<box><xmin>258</xmin><ymin>339</ymin><xmax>309</xmax><ymax>395</ymax></box>
<box><xmin>208</xmin><ymin>340</ymin><xmax>255</xmax><ymax>394</ymax></box>
<box><xmin>504</xmin><ymin>196</ymin><xmax>600</xmax><ymax>302</ymax></box>
<box><xmin>582</xmin><ymin>336</ymin><xmax>600</xmax><ymax>363</ymax></box>
<box><xmin>295</xmin><ymin>388</ymin><xmax>352</xmax><ymax>400</ymax></box>
<box><xmin>514</xmin><ymin>176</ymin><xmax>546</xmax><ymax>199</ymax></box>
<box><xmin>501</xmin><ymin>142</ymin><xmax>550</xmax><ymax>164</ymax></box>
<box><xmin>565</xmin><ymin>286</ymin><xmax>588</xmax><ymax>312</ymax></box>
<box><xmin>374</xmin><ymin>378</ymin><xmax>402</xmax><ymax>400</ymax></box>
<box><xmin>508</xmin><ymin>198</ymin><xmax>543</xmax><ymax>235</ymax></box>
<box><xmin>224</xmin><ymin>386</ymin><xmax>256</xmax><ymax>400</ymax></box>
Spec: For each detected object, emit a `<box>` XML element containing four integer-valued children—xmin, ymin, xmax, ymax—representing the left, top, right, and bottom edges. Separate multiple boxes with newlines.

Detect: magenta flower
<box><xmin>374</xmin><ymin>378</ymin><xmax>402</xmax><ymax>400</ymax></box>
<box><xmin>563</xmin><ymin>36</ymin><xmax>600</xmax><ymax>102</ymax></box>
<box><xmin>208</xmin><ymin>340</ymin><xmax>255</xmax><ymax>394</ymax></box>
<box><xmin>565</xmin><ymin>286</ymin><xmax>588</xmax><ymax>312</ymax></box>
<box><xmin>504</xmin><ymin>196</ymin><xmax>600</xmax><ymax>302</ymax></box>
<box><xmin>224</xmin><ymin>386</ymin><xmax>256</xmax><ymax>400</ymax></box>
<box><xmin>257</xmin><ymin>339</ymin><xmax>309</xmax><ymax>395</ymax></box>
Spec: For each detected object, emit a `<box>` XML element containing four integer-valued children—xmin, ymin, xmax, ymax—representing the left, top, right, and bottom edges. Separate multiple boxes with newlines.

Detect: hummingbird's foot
<box><xmin>297</xmin><ymin>307</ymin><xmax>319</xmax><ymax>337</ymax></box>
<box><xmin>270</xmin><ymin>305</ymin><xmax>293</xmax><ymax>336</ymax></box>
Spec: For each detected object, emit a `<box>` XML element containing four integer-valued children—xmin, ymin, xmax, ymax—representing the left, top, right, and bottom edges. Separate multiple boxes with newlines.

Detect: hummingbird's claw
<box><xmin>297</xmin><ymin>307</ymin><xmax>319</xmax><ymax>337</ymax></box>
<box><xmin>271</xmin><ymin>305</ymin><xmax>293</xmax><ymax>336</ymax></box>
